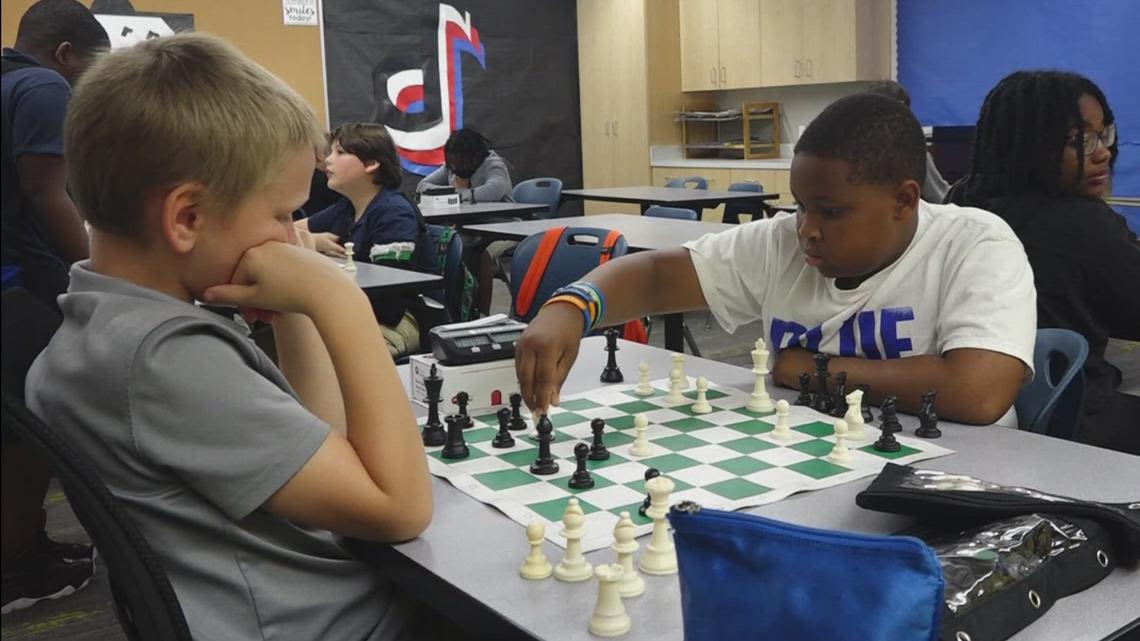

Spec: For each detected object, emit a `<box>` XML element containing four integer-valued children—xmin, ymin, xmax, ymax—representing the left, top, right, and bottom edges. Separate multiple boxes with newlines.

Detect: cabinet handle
<box><xmin>604</xmin><ymin>121</ymin><xmax>610</xmax><ymax>136</ymax></box>
<box><xmin>806</xmin><ymin>59</ymin><xmax>813</xmax><ymax>78</ymax></box>
<box><xmin>794</xmin><ymin>60</ymin><xmax>801</xmax><ymax>78</ymax></box>
<box><xmin>711</xmin><ymin>66</ymin><xmax>717</xmax><ymax>85</ymax></box>
<box><xmin>612</xmin><ymin>120</ymin><xmax>618</xmax><ymax>136</ymax></box>
<box><xmin>719</xmin><ymin>65</ymin><xmax>726</xmax><ymax>85</ymax></box>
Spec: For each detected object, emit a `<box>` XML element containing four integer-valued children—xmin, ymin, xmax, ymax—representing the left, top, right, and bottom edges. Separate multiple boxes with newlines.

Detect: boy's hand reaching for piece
<box><xmin>313</xmin><ymin>232</ymin><xmax>347</xmax><ymax>257</ymax></box>
<box><xmin>515</xmin><ymin>303</ymin><xmax>586</xmax><ymax>414</ymax></box>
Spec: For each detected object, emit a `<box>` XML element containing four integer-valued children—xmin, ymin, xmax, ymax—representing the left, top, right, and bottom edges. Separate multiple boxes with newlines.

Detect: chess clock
<box><xmin>429</xmin><ymin>315</ymin><xmax>528</xmax><ymax>365</ymax></box>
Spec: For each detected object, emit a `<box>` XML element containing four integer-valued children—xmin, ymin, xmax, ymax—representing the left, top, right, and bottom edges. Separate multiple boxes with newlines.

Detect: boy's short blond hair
<box><xmin>65</xmin><ymin>32</ymin><xmax>325</xmax><ymax>238</ymax></box>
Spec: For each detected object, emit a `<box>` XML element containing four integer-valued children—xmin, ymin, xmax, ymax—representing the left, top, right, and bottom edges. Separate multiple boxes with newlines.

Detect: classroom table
<box><xmin>348</xmin><ymin>338</ymin><xmax>1140</xmax><ymax>641</ymax></box>
<box><xmin>465</xmin><ymin>214</ymin><xmax>735</xmax><ymax>353</ymax></box>
<box><xmin>336</xmin><ymin>258</ymin><xmax>443</xmax><ymax>294</ymax></box>
<box><xmin>562</xmin><ymin>186</ymin><xmax>779</xmax><ymax>214</ymax></box>
<box><xmin>419</xmin><ymin>201</ymin><xmax>551</xmax><ymax>225</ymax></box>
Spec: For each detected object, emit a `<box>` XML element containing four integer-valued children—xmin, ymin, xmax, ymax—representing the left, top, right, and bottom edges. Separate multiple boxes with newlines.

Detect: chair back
<box><xmin>665</xmin><ymin>175</ymin><xmax>709</xmax><ymax>190</ymax></box>
<box><xmin>1015</xmin><ymin>328</ymin><xmax>1089</xmax><ymax>439</ymax></box>
<box><xmin>512</xmin><ymin>177</ymin><xmax>564</xmax><ymax>219</ymax></box>
<box><xmin>508</xmin><ymin>227</ymin><xmax>628</xmax><ymax>322</ymax></box>
<box><xmin>723</xmin><ymin>181</ymin><xmax>765</xmax><ymax>224</ymax></box>
<box><xmin>645</xmin><ymin>205</ymin><xmax>699</xmax><ymax>221</ymax></box>
<box><xmin>424</xmin><ymin>224</ymin><xmax>471</xmax><ymax>323</ymax></box>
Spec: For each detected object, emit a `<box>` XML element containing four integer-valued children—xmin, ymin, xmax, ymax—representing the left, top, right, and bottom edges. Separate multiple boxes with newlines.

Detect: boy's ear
<box><xmin>363</xmin><ymin>160</ymin><xmax>380</xmax><ymax>176</ymax></box>
<box><xmin>52</xmin><ymin>41</ymin><xmax>73</xmax><ymax>66</ymax></box>
<box><xmin>159</xmin><ymin>183</ymin><xmax>209</xmax><ymax>255</ymax></box>
<box><xmin>894</xmin><ymin>179</ymin><xmax>921</xmax><ymax>219</ymax></box>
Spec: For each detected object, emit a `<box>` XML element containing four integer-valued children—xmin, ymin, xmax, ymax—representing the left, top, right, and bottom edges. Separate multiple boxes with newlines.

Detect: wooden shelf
<box><xmin>679</xmin><ymin>101</ymin><xmax>780</xmax><ymax>160</ymax></box>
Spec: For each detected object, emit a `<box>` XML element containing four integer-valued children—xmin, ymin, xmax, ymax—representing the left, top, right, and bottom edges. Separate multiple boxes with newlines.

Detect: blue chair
<box><xmin>508</xmin><ymin>227</ymin><xmax>628</xmax><ymax>323</ymax></box>
<box><xmin>1015</xmin><ymin>328</ymin><xmax>1089</xmax><ymax>439</ymax></box>
<box><xmin>722</xmin><ymin>181</ymin><xmax>764</xmax><ymax>224</ymax></box>
<box><xmin>645</xmin><ymin>205</ymin><xmax>698</xmax><ymax>221</ymax></box>
<box><xmin>666</xmin><ymin>176</ymin><xmax>708</xmax><ymax>190</ymax></box>
<box><xmin>512</xmin><ymin>177</ymin><xmax>564</xmax><ymax>220</ymax></box>
<box><xmin>424</xmin><ymin>224</ymin><xmax>470</xmax><ymax>324</ymax></box>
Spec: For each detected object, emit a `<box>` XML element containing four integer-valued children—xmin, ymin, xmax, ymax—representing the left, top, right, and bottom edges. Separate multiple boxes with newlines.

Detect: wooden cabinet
<box><xmin>759</xmin><ymin>0</ymin><xmax>891</xmax><ymax>87</ymax></box>
<box><xmin>651</xmin><ymin>167</ymin><xmax>732</xmax><ymax>221</ymax></box>
<box><xmin>728</xmin><ymin>168</ymin><xmax>792</xmax><ymax>205</ymax></box>
<box><xmin>679</xmin><ymin>0</ymin><xmax>762</xmax><ymax>92</ymax></box>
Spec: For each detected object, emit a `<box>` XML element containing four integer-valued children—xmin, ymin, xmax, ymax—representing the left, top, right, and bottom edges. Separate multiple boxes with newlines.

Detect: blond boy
<box><xmin>27</xmin><ymin>34</ymin><xmax>438</xmax><ymax>640</ymax></box>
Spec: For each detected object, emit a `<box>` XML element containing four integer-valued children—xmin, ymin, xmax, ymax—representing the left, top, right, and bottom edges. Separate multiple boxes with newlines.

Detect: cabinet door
<box><xmin>758</xmin><ymin>0</ymin><xmax>802</xmax><ymax>87</ymax></box>
<box><xmin>717</xmin><ymin>0</ymin><xmax>764</xmax><ymax>90</ymax></box>
<box><xmin>679</xmin><ymin>0</ymin><xmax>721</xmax><ymax>91</ymax></box>
<box><xmin>578</xmin><ymin>0</ymin><xmax>614</xmax><ymax>192</ymax></box>
<box><xmin>800</xmin><ymin>0</ymin><xmax>856</xmax><ymax>84</ymax></box>
<box><xmin>730</xmin><ymin>168</ymin><xmax>792</xmax><ymax>205</ymax></box>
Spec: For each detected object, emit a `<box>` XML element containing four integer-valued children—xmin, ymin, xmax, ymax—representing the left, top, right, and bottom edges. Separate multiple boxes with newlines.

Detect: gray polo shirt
<box><xmin>27</xmin><ymin>262</ymin><xmax>410</xmax><ymax>641</ymax></box>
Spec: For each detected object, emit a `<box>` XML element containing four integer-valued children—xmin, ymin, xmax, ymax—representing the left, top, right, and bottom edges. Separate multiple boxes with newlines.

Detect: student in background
<box><xmin>27</xmin><ymin>33</ymin><xmax>454</xmax><ymax>639</ymax></box>
<box><xmin>515</xmin><ymin>93</ymin><xmax>1037</xmax><ymax>426</ymax></box>
<box><xmin>948</xmin><ymin>70</ymin><xmax>1140</xmax><ymax>454</ymax></box>
<box><xmin>295</xmin><ymin>141</ymin><xmax>340</xmax><ymax>219</ymax></box>
<box><xmin>296</xmin><ymin>123</ymin><xmax>438</xmax><ymax>357</ymax></box>
<box><xmin>2</xmin><ymin>0</ymin><xmax>109</xmax><ymax>309</ymax></box>
<box><xmin>865</xmin><ymin>80</ymin><xmax>951</xmax><ymax>203</ymax></box>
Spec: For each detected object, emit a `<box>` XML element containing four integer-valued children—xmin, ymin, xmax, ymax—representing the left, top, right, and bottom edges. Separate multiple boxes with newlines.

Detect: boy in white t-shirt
<box><xmin>516</xmin><ymin>93</ymin><xmax>1036</xmax><ymax>425</ymax></box>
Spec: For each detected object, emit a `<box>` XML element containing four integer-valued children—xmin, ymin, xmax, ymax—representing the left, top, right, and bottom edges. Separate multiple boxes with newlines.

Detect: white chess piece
<box><xmin>691</xmin><ymin>376</ymin><xmax>713</xmax><ymax>414</ymax></box>
<box><xmin>520</xmin><ymin>520</ymin><xmax>553</xmax><ymax>580</ymax></box>
<box><xmin>639</xmin><ymin>475</ymin><xmax>677</xmax><ymax>575</ymax></box>
<box><xmin>554</xmin><ymin>499</ymin><xmax>593</xmax><ymax>582</ymax></box>
<box><xmin>745</xmin><ymin>338</ymin><xmax>775</xmax><ymax>413</ymax></box>
<box><xmin>343</xmin><ymin>242</ymin><xmax>357</xmax><ymax>272</ymax></box>
<box><xmin>634</xmin><ymin>362</ymin><xmax>654</xmax><ymax>397</ymax></box>
<box><xmin>671</xmin><ymin>353</ymin><xmax>689</xmax><ymax>389</ymax></box>
<box><xmin>666</xmin><ymin>368</ymin><xmax>686</xmax><ymax>403</ymax></box>
<box><xmin>588</xmin><ymin>563</ymin><xmax>631</xmax><ymax>637</ymax></box>
<box><xmin>844</xmin><ymin>389</ymin><xmax>866</xmax><ymax>440</ymax></box>
<box><xmin>828</xmin><ymin>419</ymin><xmax>852</xmax><ymax>463</ymax></box>
<box><xmin>771</xmin><ymin>399</ymin><xmax>792</xmax><ymax>440</ymax></box>
<box><xmin>612</xmin><ymin>512</ymin><xmax>645</xmax><ymax>598</ymax></box>
<box><xmin>628</xmin><ymin>414</ymin><xmax>653</xmax><ymax>457</ymax></box>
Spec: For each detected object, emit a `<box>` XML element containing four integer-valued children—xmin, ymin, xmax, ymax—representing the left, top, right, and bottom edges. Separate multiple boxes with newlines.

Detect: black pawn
<box><xmin>508</xmin><ymin>392</ymin><xmax>527</xmax><ymax>431</ymax></box>
<box><xmin>455</xmin><ymin>391</ymin><xmax>473</xmax><ymax>429</ymax></box>
<box><xmin>441</xmin><ymin>415</ymin><xmax>470</xmax><ymax>459</ymax></box>
<box><xmin>857</xmin><ymin>384</ymin><xmax>875</xmax><ymax>423</ymax></box>
<box><xmin>600</xmin><ymin>328</ymin><xmax>624</xmax><ymax>383</ymax></box>
<box><xmin>588</xmin><ymin>418</ymin><xmax>610</xmax><ymax>461</ymax></box>
<box><xmin>829</xmin><ymin>372</ymin><xmax>849</xmax><ymax>418</ymax></box>
<box><xmin>638</xmin><ymin>468</ymin><xmax>661</xmax><ymax>517</ymax></box>
<box><xmin>421</xmin><ymin>366</ymin><xmax>446</xmax><ymax>446</ymax></box>
<box><xmin>794</xmin><ymin>373</ymin><xmax>812</xmax><ymax>406</ymax></box>
<box><xmin>812</xmin><ymin>353</ymin><xmax>833</xmax><ymax>413</ymax></box>
<box><xmin>873</xmin><ymin>395</ymin><xmax>902</xmax><ymax>452</ymax></box>
<box><xmin>529</xmin><ymin>416</ymin><xmax>559</xmax><ymax>475</ymax></box>
<box><xmin>915</xmin><ymin>389</ymin><xmax>942</xmax><ymax>439</ymax></box>
<box><xmin>492</xmin><ymin>407</ymin><xmax>515</xmax><ymax>448</ymax></box>
<box><xmin>568</xmin><ymin>443</ymin><xmax>595</xmax><ymax>489</ymax></box>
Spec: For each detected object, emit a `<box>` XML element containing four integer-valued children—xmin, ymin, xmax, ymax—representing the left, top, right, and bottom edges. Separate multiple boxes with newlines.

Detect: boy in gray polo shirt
<box><xmin>26</xmin><ymin>34</ymin><xmax>442</xmax><ymax>640</ymax></box>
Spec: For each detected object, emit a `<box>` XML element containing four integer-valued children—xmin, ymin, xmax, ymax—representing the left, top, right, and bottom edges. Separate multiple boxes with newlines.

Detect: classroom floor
<box><xmin>3</xmin><ymin>279</ymin><xmax>1138</xmax><ymax>640</ymax></box>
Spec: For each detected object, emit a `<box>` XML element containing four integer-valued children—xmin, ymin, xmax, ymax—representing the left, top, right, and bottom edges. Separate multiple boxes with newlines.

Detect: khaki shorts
<box><xmin>380</xmin><ymin>311</ymin><xmax>420</xmax><ymax>358</ymax></box>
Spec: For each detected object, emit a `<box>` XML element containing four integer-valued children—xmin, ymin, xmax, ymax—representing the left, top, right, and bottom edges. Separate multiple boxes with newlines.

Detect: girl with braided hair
<box><xmin>948</xmin><ymin>70</ymin><xmax>1140</xmax><ymax>453</ymax></box>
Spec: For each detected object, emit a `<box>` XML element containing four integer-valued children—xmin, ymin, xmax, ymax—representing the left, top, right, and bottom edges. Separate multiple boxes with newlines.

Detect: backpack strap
<box><xmin>598</xmin><ymin>229</ymin><xmax>623</xmax><ymax>265</ymax></box>
<box><xmin>514</xmin><ymin>226</ymin><xmax>567</xmax><ymax>317</ymax></box>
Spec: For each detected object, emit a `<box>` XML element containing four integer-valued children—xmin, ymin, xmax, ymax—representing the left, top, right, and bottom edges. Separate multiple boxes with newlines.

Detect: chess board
<box><xmin>421</xmin><ymin>377</ymin><xmax>954</xmax><ymax>552</ymax></box>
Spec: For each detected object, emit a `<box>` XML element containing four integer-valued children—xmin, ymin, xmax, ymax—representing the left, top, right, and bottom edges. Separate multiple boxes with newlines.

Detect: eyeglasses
<box><xmin>1069</xmin><ymin>123</ymin><xmax>1116</xmax><ymax>155</ymax></box>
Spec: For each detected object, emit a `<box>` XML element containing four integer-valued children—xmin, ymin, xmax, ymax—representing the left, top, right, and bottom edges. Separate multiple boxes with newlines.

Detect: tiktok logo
<box><xmin>770</xmin><ymin>307</ymin><xmax>915</xmax><ymax>359</ymax></box>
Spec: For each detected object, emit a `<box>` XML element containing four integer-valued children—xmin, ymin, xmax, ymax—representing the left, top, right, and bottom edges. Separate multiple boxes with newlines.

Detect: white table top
<box><xmin>465</xmin><ymin>214</ymin><xmax>735</xmax><ymax>251</ymax></box>
<box><xmin>336</xmin><ymin>259</ymin><xmax>442</xmax><ymax>293</ymax></box>
<box><xmin>419</xmin><ymin>201</ymin><xmax>550</xmax><ymax>224</ymax></box>
<box><xmin>562</xmin><ymin>186</ymin><xmax>779</xmax><ymax>205</ymax></box>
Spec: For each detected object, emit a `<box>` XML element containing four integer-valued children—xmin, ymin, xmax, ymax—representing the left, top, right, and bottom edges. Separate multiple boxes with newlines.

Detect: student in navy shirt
<box><xmin>296</xmin><ymin>123</ymin><xmax>437</xmax><ymax>356</ymax></box>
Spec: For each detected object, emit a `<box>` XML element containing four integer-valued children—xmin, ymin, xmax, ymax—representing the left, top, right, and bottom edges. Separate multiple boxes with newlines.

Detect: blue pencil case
<box><xmin>669</xmin><ymin>502</ymin><xmax>944</xmax><ymax>641</ymax></box>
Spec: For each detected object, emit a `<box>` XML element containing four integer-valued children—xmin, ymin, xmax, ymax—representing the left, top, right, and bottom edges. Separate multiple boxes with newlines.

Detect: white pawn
<box><xmin>343</xmin><ymin>242</ymin><xmax>357</xmax><ymax>272</ymax></box>
<box><xmin>639</xmin><ymin>475</ymin><xmax>677</xmax><ymax>575</ymax></box>
<box><xmin>612</xmin><ymin>511</ymin><xmax>645</xmax><ymax>598</ymax></box>
<box><xmin>519</xmin><ymin>520</ymin><xmax>553</xmax><ymax>580</ymax></box>
<box><xmin>666</xmin><ymin>368</ymin><xmax>685</xmax><ymax>403</ymax></box>
<box><xmin>588</xmin><ymin>563</ymin><xmax>631</xmax><ymax>638</ymax></box>
<box><xmin>771</xmin><ymin>399</ymin><xmax>791</xmax><ymax>440</ymax></box>
<box><xmin>671</xmin><ymin>353</ymin><xmax>689</xmax><ymax>389</ymax></box>
<box><xmin>745</xmin><ymin>338</ymin><xmax>774</xmax><ymax>413</ymax></box>
<box><xmin>828</xmin><ymin>419</ymin><xmax>852</xmax><ymax>463</ymax></box>
<box><xmin>844</xmin><ymin>388</ymin><xmax>867</xmax><ymax>440</ymax></box>
<box><xmin>554</xmin><ymin>499</ymin><xmax>593</xmax><ymax>582</ymax></box>
<box><xmin>691</xmin><ymin>376</ymin><xmax>713</xmax><ymax>414</ymax></box>
<box><xmin>634</xmin><ymin>362</ymin><xmax>654</xmax><ymax>397</ymax></box>
<box><xmin>628</xmin><ymin>414</ymin><xmax>653</xmax><ymax>457</ymax></box>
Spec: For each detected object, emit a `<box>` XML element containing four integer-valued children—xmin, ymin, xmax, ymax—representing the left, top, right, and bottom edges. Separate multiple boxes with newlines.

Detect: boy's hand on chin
<box><xmin>202</xmin><ymin>239</ymin><xmax>355</xmax><ymax>317</ymax></box>
<box><xmin>233</xmin><ymin>231</ymin><xmax>319</xmax><ymax>324</ymax></box>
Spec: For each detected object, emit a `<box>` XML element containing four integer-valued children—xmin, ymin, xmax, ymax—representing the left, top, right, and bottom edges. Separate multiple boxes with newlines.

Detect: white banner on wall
<box><xmin>283</xmin><ymin>0</ymin><xmax>318</xmax><ymax>26</ymax></box>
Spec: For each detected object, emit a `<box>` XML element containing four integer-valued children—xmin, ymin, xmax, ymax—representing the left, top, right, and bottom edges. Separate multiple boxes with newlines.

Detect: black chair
<box><xmin>0</xmin><ymin>289</ymin><xmax>191</xmax><ymax>641</ymax></box>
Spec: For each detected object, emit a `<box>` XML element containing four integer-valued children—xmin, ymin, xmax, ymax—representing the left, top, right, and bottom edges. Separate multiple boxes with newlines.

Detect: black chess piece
<box><xmin>915</xmin><ymin>389</ymin><xmax>942</xmax><ymax>439</ymax></box>
<box><xmin>588</xmin><ymin>418</ymin><xmax>610</xmax><ymax>460</ymax></box>
<box><xmin>492</xmin><ymin>407</ymin><xmax>516</xmax><ymax>448</ymax></box>
<box><xmin>441</xmin><ymin>415</ymin><xmax>470</xmax><ymax>459</ymax></box>
<box><xmin>873</xmin><ymin>395</ymin><xmax>902</xmax><ymax>452</ymax></box>
<box><xmin>529</xmin><ymin>416</ymin><xmax>559</xmax><ymax>475</ymax></box>
<box><xmin>829</xmin><ymin>372</ymin><xmax>849</xmax><ymax>418</ymax></box>
<box><xmin>794</xmin><ymin>373</ymin><xmax>812</xmax><ymax>406</ymax></box>
<box><xmin>508</xmin><ymin>392</ymin><xmax>527</xmax><ymax>431</ymax></box>
<box><xmin>421</xmin><ymin>365</ymin><xmax>446</xmax><ymax>446</ymax></box>
<box><xmin>568</xmin><ymin>442</ymin><xmax>595</xmax><ymax>489</ymax></box>
<box><xmin>600</xmin><ymin>328</ymin><xmax>624</xmax><ymax>383</ymax></box>
<box><xmin>857</xmin><ymin>384</ymin><xmax>875</xmax><ymax>422</ymax></box>
<box><xmin>638</xmin><ymin>468</ymin><xmax>661</xmax><ymax>517</ymax></box>
<box><xmin>455</xmin><ymin>391</ymin><xmax>473</xmax><ymax>429</ymax></box>
<box><xmin>811</xmin><ymin>353</ymin><xmax>833</xmax><ymax>413</ymax></box>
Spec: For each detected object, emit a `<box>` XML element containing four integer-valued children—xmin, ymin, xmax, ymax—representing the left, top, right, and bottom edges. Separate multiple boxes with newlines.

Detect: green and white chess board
<box><xmin>422</xmin><ymin>377</ymin><xmax>954</xmax><ymax>552</ymax></box>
